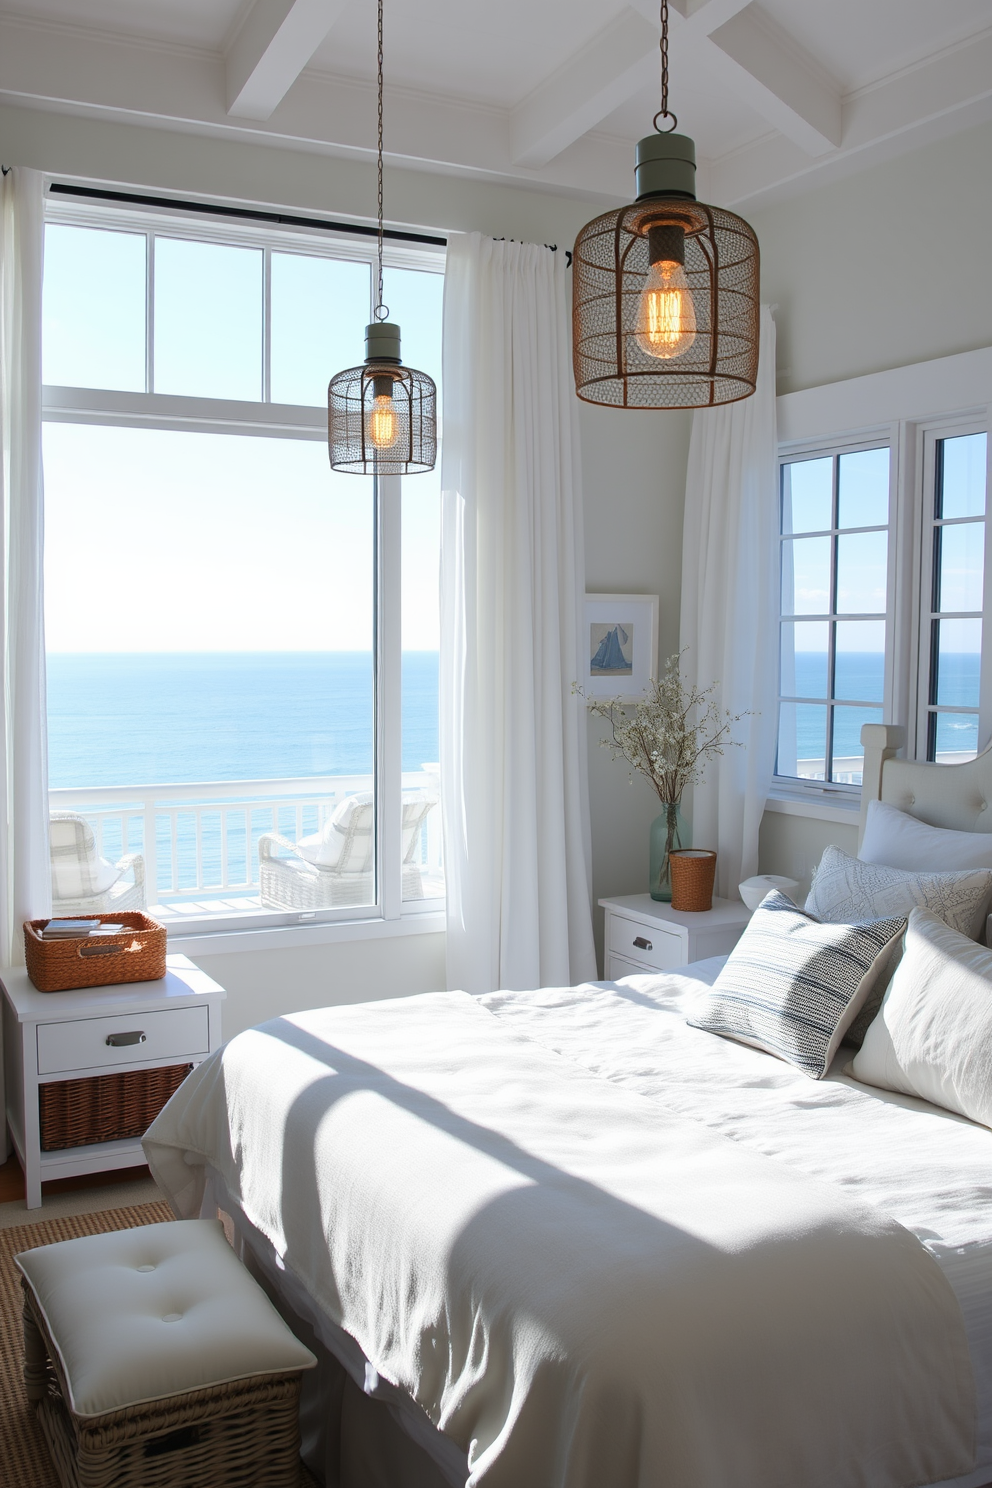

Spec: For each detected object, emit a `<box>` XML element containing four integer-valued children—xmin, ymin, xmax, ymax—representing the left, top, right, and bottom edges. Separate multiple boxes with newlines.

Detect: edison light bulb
<box><xmin>366</xmin><ymin>392</ymin><xmax>398</xmax><ymax>450</ymax></box>
<box><xmin>635</xmin><ymin>257</ymin><xmax>696</xmax><ymax>359</ymax></box>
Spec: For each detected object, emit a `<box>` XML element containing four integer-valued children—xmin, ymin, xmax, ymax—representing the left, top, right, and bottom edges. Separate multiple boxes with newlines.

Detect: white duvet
<box><xmin>145</xmin><ymin>978</ymin><xmax>977</xmax><ymax>1488</ymax></box>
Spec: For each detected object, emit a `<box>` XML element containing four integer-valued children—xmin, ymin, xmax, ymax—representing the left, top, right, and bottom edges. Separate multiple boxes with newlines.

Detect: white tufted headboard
<box><xmin>859</xmin><ymin>724</ymin><xmax>992</xmax><ymax>848</ymax></box>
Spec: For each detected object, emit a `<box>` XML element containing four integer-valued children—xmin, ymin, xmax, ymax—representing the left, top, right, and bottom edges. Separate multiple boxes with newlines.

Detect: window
<box><xmin>42</xmin><ymin>202</ymin><xmax>444</xmax><ymax>934</ymax></box>
<box><xmin>777</xmin><ymin>445</ymin><xmax>890</xmax><ymax>785</ymax></box>
<box><xmin>775</xmin><ymin>409</ymin><xmax>991</xmax><ymax>796</ymax></box>
<box><xmin>918</xmin><ymin>430</ymin><xmax>989</xmax><ymax>762</ymax></box>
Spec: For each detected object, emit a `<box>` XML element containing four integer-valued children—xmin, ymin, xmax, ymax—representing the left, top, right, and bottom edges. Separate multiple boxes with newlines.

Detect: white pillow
<box><xmin>860</xmin><ymin>799</ymin><xmax>992</xmax><ymax>873</ymax></box>
<box><xmin>850</xmin><ymin>907</ymin><xmax>992</xmax><ymax>1129</ymax></box>
<box><xmin>688</xmin><ymin>891</ymin><xmax>905</xmax><ymax>1079</ymax></box>
<box><xmin>807</xmin><ymin>844</ymin><xmax>992</xmax><ymax>942</ymax></box>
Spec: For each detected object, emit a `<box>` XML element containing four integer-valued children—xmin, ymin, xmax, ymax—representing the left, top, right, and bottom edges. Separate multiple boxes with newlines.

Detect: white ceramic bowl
<box><xmin>738</xmin><ymin>874</ymin><xmax>800</xmax><ymax>913</ymax></box>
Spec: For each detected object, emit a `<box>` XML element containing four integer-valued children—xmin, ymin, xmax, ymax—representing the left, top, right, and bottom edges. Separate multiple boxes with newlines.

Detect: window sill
<box><xmin>764</xmin><ymin>786</ymin><xmax>861</xmax><ymax>826</ymax></box>
<box><xmin>168</xmin><ymin>909</ymin><xmax>446</xmax><ymax>958</ymax></box>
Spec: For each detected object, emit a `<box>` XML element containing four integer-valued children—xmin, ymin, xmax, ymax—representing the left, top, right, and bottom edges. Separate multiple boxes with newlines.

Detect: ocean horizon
<box><xmin>46</xmin><ymin>651</ymin><xmax>440</xmax><ymax>790</ymax></box>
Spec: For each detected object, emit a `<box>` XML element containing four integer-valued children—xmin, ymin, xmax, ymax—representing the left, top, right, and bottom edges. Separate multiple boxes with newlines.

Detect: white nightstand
<box><xmin>1</xmin><ymin>954</ymin><xmax>225</xmax><ymax>1209</ymax></box>
<box><xmin>599</xmin><ymin>894</ymin><xmax>751</xmax><ymax>980</ymax></box>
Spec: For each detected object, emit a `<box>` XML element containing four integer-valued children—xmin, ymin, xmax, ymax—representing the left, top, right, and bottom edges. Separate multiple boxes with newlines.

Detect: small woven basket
<box><xmin>24</xmin><ymin>912</ymin><xmax>166</xmax><ymax>993</ymax></box>
<box><xmin>669</xmin><ymin>850</ymin><xmax>717</xmax><ymax>912</ymax></box>
<box><xmin>39</xmin><ymin>1064</ymin><xmax>192</xmax><ymax>1151</ymax></box>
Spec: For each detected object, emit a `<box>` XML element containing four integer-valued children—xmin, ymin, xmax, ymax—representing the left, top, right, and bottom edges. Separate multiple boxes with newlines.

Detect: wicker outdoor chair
<box><xmin>49</xmin><ymin>811</ymin><xmax>146</xmax><ymax>914</ymax></box>
<box><xmin>258</xmin><ymin>790</ymin><xmax>436</xmax><ymax>911</ymax></box>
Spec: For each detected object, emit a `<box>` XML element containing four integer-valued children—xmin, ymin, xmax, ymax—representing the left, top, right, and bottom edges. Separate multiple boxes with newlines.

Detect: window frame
<box><xmin>772</xmin><ymin>390</ymin><xmax>992</xmax><ymax>810</ymax></box>
<box><xmin>911</xmin><ymin>416</ymin><xmax>992</xmax><ymax>764</ymax></box>
<box><xmin>774</xmin><ymin>428</ymin><xmax>897</xmax><ymax>799</ymax></box>
<box><xmin>41</xmin><ymin>193</ymin><xmax>445</xmax><ymax>941</ymax></box>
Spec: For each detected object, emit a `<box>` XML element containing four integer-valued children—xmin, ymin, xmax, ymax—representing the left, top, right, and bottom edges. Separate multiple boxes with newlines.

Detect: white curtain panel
<box><xmin>440</xmin><ymin>233</ymin><xmax>596</xmax><ymax>994</ymax></box>
<box><xmin>679</xmin><ymin>306</ymin><xmax>779</xmax><ymax>900</ymax></box>
<box><xmin>0</xmin><ymin>166</ymin><xmax>51</xmax><ymax>967</ymax></box>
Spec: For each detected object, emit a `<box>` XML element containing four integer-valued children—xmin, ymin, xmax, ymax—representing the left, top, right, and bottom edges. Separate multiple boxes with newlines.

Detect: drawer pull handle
<box><xmin>80</xmin><ymin>944</ymin><xmax>121</xmax><ymax>958</ymax></box>
<box><xmin>633</xmin><ymin>936</ymin><xmax>653</xmax><ymax>951</ymax></box>
<box><xmin>106</xmin><ymin>1031</ymin><xmax>147</xmax><ymax>1048</ymax></box>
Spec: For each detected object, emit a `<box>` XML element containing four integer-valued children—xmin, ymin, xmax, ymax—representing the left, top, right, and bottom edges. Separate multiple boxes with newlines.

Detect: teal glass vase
<box><xmin>649</xmin><ymin>802</ymin><xmax>689</xmax><ymax>902</ymax></box>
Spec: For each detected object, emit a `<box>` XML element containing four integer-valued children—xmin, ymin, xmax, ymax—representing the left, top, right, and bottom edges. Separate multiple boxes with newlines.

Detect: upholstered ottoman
<box><xmin>17</xmin><ymin>1219</ymin><xmax>317</xmax><ymax>1488</ymax></box>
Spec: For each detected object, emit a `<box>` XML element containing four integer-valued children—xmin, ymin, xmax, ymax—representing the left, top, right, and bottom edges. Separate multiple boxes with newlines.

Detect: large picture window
<box><xmin>42</xmin><ymin>201</ymin><xmax>444</xmax><ymax>933</ymax></box>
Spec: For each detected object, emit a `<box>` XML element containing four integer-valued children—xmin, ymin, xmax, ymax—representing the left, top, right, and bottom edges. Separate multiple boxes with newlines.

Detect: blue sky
<box><xmin>42</xmin><ymin>223</ymin><xmax>443</xmax><ymax>652</ymax></box>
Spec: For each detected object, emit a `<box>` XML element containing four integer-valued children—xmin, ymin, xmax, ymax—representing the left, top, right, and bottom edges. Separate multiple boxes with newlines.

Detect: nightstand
<box><xmin>1</xmin><ymin>954</ymin><xmax>225</xmax><ymax>1209</ymax></box>
<box><xmin>599</xmin><ymin>894</ymin><xmax>751</xmax><ymax>980</ymax></box>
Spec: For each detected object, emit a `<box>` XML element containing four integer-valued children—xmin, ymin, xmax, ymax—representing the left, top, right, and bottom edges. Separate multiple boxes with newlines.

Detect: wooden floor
<box><xmin>0</xmin><ymin>1152</ymin><xmax>152</xmax><ymax>1205</ymax></box>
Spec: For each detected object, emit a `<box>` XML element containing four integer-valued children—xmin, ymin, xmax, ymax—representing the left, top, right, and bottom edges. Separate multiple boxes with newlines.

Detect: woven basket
<box><xmin>669</xmin><ymin>850</ymin><xmax>717</xmax><ymax>912</ymax></box>
<box><xmin>24</xmin><ymin>912</ymin><xmax>166</xmax><ymax>993</ymax></box>
<box><xmin>39</xmin><ymin>1064</ymin><xmax>192</xmax><ymax>1151</ymax></box>
<box><xmin>22</xmin><ymin>1280</ymin><xmax>305</xmax><ymax>1488</ymax></box>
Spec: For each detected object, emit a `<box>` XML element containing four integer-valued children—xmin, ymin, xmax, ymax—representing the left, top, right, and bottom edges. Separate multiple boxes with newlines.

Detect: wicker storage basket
<box><xmin>24</xmin><ymin>912</ymin><xmax>166</xmax><ymax>992</ymax></box>
<box><xmin>39</xmin><ymin>1064</ymin><xmax>192</xmax><ymax>1152</ymax></box>
<box><xmin>669</xmin><ymin>849</ymin><xmax>718</xmax><ymax>912</ymax></box>
<box><xmin>21</xmin><ymin>1280</ymin><xmax>305</xmax><ymax>1488</ymax></box>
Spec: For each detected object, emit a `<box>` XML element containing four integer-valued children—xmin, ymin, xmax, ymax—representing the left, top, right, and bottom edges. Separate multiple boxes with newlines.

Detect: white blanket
<box><xmin>145</xmin><ymin>989</ymin><xmax>976</xmax><ymax>1488</ymax></box>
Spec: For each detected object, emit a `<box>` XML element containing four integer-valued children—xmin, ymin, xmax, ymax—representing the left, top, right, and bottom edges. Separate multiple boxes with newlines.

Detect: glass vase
<box><xmin>649</xmin><ymin>802</ymin><xmax>689</xmax><ymax>902</ymax></box>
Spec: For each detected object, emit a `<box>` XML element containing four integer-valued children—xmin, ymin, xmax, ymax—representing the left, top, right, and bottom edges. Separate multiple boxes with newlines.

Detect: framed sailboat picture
<box><xmin>583</xmin><ymin>594</ymin><xmax>659</xmax><ymax>702</ymax></box>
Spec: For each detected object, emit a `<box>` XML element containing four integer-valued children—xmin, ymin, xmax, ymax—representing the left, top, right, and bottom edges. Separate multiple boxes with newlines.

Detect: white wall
<box><xmin>749</xmin><ymin>117</ymin><xmax>992</xmax><ymax>884</ymax></box>
<box><xmin>1</xmin><ymin>101</ymin><xmax>684</xmax><ymax>1007</ymax></box>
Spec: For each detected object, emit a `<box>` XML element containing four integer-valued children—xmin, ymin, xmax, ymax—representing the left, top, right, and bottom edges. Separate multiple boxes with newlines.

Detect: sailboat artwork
<box><xmin>590</xmin><ymin>622</ymin><xmax>634</xmax><ymax>676</ymax></box>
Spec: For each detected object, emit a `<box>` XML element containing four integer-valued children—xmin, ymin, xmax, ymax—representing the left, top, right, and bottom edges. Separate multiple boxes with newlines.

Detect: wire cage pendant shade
<box><xmin>572</xmin><ymin>4</ymin><xmax>759</xmax><ymax>410</ymax></box>
<box><xmin>327</xmin><ymin>0</ymin><xmax>437</xmax><ymax>474</ymax></box>
<box><xmin>329</xmin><ymin>323</ymin><xmax>437</xmax><ymax>475</ymax></box>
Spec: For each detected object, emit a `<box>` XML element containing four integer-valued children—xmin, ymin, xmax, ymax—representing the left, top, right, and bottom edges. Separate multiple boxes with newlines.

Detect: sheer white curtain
<box><xmin>439</xmin><ymin>233</ymin><xmax>596</xmax><ymax>994</ymax></box>
<box><xmin>679</xmin><ymin>306</ymin><xmax>779</xmax><ymax>899</ymax></box>
<box><xmin>0</xmin><ymin>166</ymin><xmax>51</xmax><ymax>963</ymax></box>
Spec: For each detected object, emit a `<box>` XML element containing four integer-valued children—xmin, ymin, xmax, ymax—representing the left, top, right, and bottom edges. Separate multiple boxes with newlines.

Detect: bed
<box><xmin>144</xmin><ymin>723</ymin><xmax>992</xmax><ymax>1488</ymax></box>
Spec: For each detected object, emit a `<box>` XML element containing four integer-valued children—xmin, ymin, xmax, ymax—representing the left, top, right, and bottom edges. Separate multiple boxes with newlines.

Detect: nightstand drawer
<box><xmin>606</xmin><ymin>914</ymin><xmax>683</xmax><ymax>972</ymax></box>
<box><xmin>37</xmin><ymin>1006</ymin><xmax>210</xmax><ymax>1076</ymax></box>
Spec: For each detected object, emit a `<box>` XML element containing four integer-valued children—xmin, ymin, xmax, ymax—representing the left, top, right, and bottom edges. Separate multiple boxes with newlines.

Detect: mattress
<box><xmin>481</xmin><ymin>956</ymin><xmax>992</xmax><ymax>1486</ymax></box>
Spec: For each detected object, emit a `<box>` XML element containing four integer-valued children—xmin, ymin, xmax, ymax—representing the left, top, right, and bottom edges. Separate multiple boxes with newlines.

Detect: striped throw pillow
<box><xmin>687</xmin><ymin>891</ymin><xmax>905</xmax><ymax>1078</ymax></box>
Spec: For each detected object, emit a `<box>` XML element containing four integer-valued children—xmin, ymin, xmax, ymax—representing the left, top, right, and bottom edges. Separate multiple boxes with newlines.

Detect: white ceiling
<box><xmin>1</xmin><ymin>0</ymin><xmax>990</xmax><ymax>211</ymax></box>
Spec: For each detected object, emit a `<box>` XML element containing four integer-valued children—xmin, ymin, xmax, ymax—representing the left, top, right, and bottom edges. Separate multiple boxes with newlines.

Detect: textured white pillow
<box><xmin>860</xmin><ymin>799</ymin><xmax>992</xmax><ymax>873</ymax></box>
<box><xmin>688</xmin><ymin>891</ymin><xmax>905</xmax><ymax>1079</ymax></box>
<box><xmin>807</xmin><ymin>844</ymin><xmax>992</xmax><ymax>942</ymax></box>
<box><xmin>850</xmin><ymin>908</ymin><xmax>992</xmax><ymax>1129</ymax></box>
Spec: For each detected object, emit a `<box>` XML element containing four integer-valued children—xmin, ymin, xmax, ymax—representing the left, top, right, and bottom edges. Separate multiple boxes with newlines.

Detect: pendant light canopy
<box><xmin>328</xmin><ymin>0</ymin><xmax>437</xmax><ymax>474</ymax></box>
<box><xmin>572</xmin><ymin>1</ymin><xmax>759</xmax><ymax>410</ymax></box>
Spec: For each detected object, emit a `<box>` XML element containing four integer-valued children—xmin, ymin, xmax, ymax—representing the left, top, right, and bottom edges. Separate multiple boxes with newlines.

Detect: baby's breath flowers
<box><xmin>577</xmin><ymin>649</ymin><xmax>748</xmax><ymax>807</ymax></box>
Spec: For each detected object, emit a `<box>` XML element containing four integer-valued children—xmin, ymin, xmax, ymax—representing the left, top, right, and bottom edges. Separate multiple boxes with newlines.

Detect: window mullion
<box><xmin>376</xmin><ymin>472</ymin><xmax>403</xmax><ymax>919</ymax></box>
<box><xmin>146</xmin><ymin>231</ymin><xmax>155</xmax><ymax>395</ymax></box>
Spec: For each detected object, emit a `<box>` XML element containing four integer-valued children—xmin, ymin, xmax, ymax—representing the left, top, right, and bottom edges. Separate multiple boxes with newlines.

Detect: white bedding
<box><xmin>482</xmin><ymin>956</ymin><xmax>992</xmax><ymax>1481</ymax></box>
<box><xmin>145</xmin><ymin>976</ymin><xmax>979</xmax><ymax>1488</ymax></box>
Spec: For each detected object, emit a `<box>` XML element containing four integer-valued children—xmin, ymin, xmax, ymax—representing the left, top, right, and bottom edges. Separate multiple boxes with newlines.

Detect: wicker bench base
<box><xmin>23</xmin><ymin>1283</ymin><xmax>304</xmax><ymax>1488</ymax></box>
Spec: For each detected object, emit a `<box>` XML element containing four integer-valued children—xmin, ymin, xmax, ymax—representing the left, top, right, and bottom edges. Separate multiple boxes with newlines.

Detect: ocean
<box><xmin>46</xmin><ymin>652</ymin><xmax>440</xmax><ymax>789</ymax></box>
<box><xmin>46</xmin><ymin>649</ymin><xmax>980</xmax><ymax>791</ymax></box>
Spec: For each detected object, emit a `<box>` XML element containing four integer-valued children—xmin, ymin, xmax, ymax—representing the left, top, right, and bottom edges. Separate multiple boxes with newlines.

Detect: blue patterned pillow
<box><xmin>687</xmin><ymin>891</ymin><xmax>906</xmax><ymax>1078</ymax></box>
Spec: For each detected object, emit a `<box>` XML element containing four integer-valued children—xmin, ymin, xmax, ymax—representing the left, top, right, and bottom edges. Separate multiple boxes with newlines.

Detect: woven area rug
<box><xmin>0</xmin><ymin>1201</ymin><xmax>319</xmax><ymax>1487</ymax></box>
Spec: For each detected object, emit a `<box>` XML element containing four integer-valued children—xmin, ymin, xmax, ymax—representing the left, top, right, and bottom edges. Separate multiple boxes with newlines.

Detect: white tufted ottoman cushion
<box><xmin>17</xmin><ymin>1218</ymin><xmax>316</xmax><ymax>1488</ymax></box>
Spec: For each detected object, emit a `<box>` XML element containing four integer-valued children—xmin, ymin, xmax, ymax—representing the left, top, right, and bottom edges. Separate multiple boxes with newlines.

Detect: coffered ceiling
<box><xmin>1</xmin><ymin>0</ymin><xmax>990</xmax><ymax>211</ymax></box>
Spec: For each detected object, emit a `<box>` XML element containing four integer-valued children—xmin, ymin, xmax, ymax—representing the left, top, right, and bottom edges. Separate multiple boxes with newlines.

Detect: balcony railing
<box><xmin>49</xmin><ymin>770</ymin><xmax>443</xmax><ymax>921</ymax></box>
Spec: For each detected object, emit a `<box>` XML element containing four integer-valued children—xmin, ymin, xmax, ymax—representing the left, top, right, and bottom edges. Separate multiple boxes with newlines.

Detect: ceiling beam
<box><xmin>226</xmin><ymin>0</ymin><xmax>346</xmax><ymax>121</ymax></box>
<box><xmin>706</xmin><ymin>5</ymin><xmax>841</xmax><ymax>155</ymax></box>
<box><xmin>511</xmin><ymin>8</ymin><xmax>658</xmax><ymax>169</ymax></box>
<box><xmin>632</xmin><ymin>0</ymin><xmax>841</xmax><ymax>156</ymax></box>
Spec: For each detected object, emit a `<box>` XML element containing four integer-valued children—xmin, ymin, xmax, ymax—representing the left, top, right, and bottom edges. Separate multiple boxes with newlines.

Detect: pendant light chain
<box><xmin>653</xmin><ymin>0</ymin><xmax>678</xmax><ymax>133</ymax></box>
<box><xmin>375</xmin><ymin>0</ymin><xmax>388</xmax><ymax>321</ymax></box>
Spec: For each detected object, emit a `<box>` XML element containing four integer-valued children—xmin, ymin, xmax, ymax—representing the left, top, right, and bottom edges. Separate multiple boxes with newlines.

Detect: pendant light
<box><xmin>572</xmin><ymin>0</ymin><xmax>759</xmax><ymax>410</ymax></box>
<box><xmin>328</xmin><ymin>0</ymin><xmax>437</xmax><ymax>473</ymax></box>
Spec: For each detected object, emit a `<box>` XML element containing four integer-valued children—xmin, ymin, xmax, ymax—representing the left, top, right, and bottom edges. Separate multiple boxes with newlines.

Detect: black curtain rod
<box><xmin>47</xmin><ymin>183</ymin><xmax>447</xmax><ymax>247</ymax></box>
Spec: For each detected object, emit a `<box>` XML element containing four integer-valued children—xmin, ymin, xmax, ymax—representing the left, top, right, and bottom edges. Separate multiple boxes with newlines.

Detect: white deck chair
<box><xmin>49</xmin><ymin>812</ymin><xmax>146</xmax><ymax>914</ymax></box>
<box><xmin>258</xmin><ymin>791</ymin><xmax>436</xmax><ymax>911</ymax></box>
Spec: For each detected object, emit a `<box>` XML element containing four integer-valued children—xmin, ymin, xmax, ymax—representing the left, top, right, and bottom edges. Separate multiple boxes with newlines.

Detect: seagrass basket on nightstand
<box><xmin>24</xmin><ymin>913</ymin><xmax>166</xmax><ymax>992</ymax></box>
